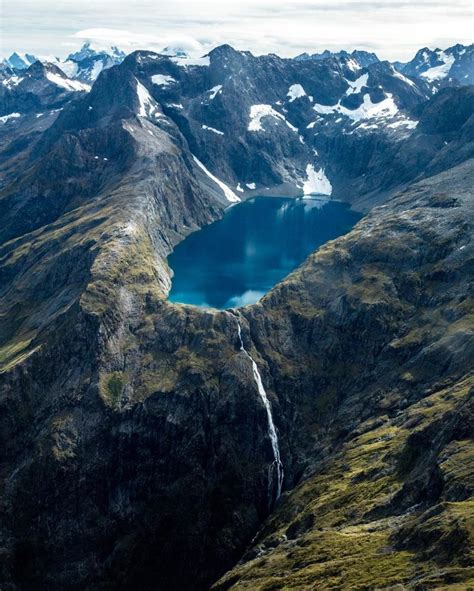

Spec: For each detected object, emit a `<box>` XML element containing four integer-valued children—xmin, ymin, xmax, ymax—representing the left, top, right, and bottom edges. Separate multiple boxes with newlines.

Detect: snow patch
<box><xmin>391</xmin><ymin>66</ymin><xmax>416</xmax><ymax>88</ymax></box>
<box><xmin>345</xmin><ymin>73</ymin><xmax>368</xmax><ymax>95</ymax></box>
<box><xmin>387</xmin><ymin>118</ymin><xmax>418</xmax><ymax>130</ymax></box>
<box><xmin>287</xmin><ymin>84</ymin><xmax>306</xmax><ymax>102</ymax></box>
<box><xmin>303</xmin><ymin>164</ymin><xmax>332</xmax><ymax>196</ymax></box>
<box><xmin>202</xmin><ymin>124</ymin><xmax>224</xmax><ymax>135</ymax></box>
<box><xmin>2</xmin><ymin>76</ymin><xmax>23</xmax><ymax>88</ymax></box>
<box><xmin>136</xmin><ymin>79</ymin><xmax>160</xmax><ymax>118</ymax></box>
<box><xmin>248</xmin><ymin>104</ymin><xmax>298</xmax><ymax>133</ymax></box>
<box><xmin>192</xmin><ymin>156</ymin><xmax>240</xmax><ymax>203</ymax></box>
<box><xmin>151</xmin><ymin>74</ymin><xmax>176</xmax><ymax>86</ymax></box>
<box><xmin>45</xmin><ymin>72</ymin><xmax>90</xmax><ymax>92</ymax></box>
<box><xmin>345</xmin><ymin>57</ymin><xmax>360</xmax><ymax>72</ymax></box>
<box><xmin>0</xmin><ymin>112</ymin><xmax>21</xmax><ymax>124</ymax></box>
<box><xmin>313</xmin><ymin>93</ymin><xmax>399</xmax><ymax>122</ymax></box>
<box><xmin>246</xmin><ymin>182</ymin><xmax>256</xmax><ymax>190</ymax></box>
<box><xmin>208</xmin><ymin>84</ymin><xmax>222</xmax><ymax>99</ymax></box>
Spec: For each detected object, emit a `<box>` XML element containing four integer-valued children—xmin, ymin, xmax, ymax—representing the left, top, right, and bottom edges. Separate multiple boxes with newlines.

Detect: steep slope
<box><xmin>214</xmin><ymin>161</ymin><xmax>474</xmax><ymax>590</ymax></box>
<box><xmin>0</xmin><ymin>121</ymin><xmax>472</xmax><ymax>590</ymax></box>
<box><xmin>0</xmin><ymin>44</ymin><xmax>472</xmax><ymax>591</ymax></box>
<box><xmin>0</xmin><ymin>60</ymin><xmax>89</xmax><ymax>118</ymax></box>
<box><xmin>3</xmin><ymin>45</ymin><xmax>472</xmax><ymax>210</ymax></box>
<box><xmin>109</xmin><ymin>48</ymin><xmax>442</xmax><ymax>205</ymax></box>
<box><xmin>97</xmin><ymin>48</ymin><xmax>473</xmax><ymax>209</ymax></box>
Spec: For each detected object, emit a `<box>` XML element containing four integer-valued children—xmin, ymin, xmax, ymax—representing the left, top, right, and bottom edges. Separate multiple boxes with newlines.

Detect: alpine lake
<box><xmin>168</xmin><ymin>196</ymin><xmax>362</xmax><ymax>309</ymax></box>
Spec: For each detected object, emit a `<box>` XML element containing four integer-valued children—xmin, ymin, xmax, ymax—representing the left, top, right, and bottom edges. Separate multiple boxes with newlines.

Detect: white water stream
<box><xmin>231</xmin><ymin>314</ymin><xmax>284</xmax><ymax>501</ymax></box>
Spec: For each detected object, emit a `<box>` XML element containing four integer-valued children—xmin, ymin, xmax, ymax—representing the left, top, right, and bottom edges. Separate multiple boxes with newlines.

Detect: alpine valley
<box><xmin>0</xmin><ymin>40</ymin><xmax>473</xmax><ymax>591</ymax></box>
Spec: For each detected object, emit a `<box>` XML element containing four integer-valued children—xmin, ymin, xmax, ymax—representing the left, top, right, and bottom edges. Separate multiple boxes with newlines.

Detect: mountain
<box><xmin>60</xmin><ymin>42</ymin><xmax>127</xmax><ymax>82</ymax></box>
<box><xmin>0</xmin><ymin>60</ymin><xmax>89</xmax><ymax>119</ymax></box>
<box><xmin>2</xmin><ymin>43</ymin><xmax>126</xmax><ymax>84</ymax></box>
<box><xmin>3</xmin><ymin>51</ymin><xmax>38</xmax><ymax>69</ymax></box>
<box><xmin>214</xmin><ymin>161</ymin><xmax>474</xmax><ymax>590</ymax></box>
<box><xmin>398</xmin><ymin>43</ymin><xmax>474</xmax><ymax>86</ymax></box>
<box><xmin>296</xmin><ymin>48</ymin><xmax>380</xmax><ymax>68</ymax></box>
<box><xmin>0</xmin><ymin>42</ymin><xmax>472</xmax><ymax>591</ymax></box>
<box><xmin>72</xmin><ymin>45</ymin><xmax>468</xmax><ymax>210</ymax></box>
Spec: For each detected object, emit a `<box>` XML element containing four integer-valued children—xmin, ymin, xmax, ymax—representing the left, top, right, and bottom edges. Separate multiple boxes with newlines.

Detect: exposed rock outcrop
<box><xmin>0</xmin><ymin>43</ymin><xmax>472</xmax><ymax>591</ymax></box>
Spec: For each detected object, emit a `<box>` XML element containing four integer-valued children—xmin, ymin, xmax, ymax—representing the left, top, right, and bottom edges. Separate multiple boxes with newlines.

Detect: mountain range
<box><xmin>0</xmin><ymin>39</ymin><xmax>473</xmax><ymax>590</ymax></box>
<box><xmin>3</xmin><ymin>41</ymin><xmax>473</xmax><ymax>86</ymax></box>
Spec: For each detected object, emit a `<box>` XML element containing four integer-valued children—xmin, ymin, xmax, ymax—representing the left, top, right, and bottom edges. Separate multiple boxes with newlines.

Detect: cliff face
<box><xmin>215</xmin><ymin>160</ymin><xmax>474</xmax><ymax>590</ymax></box>
<box><xmin>1</xmin><ymin>156</ymin><xmax>472</xmax><ymax>589</ymax></box>
<box><xmin>0</xmin><ymin>47</ymin><xmax>473</xmax><ymax>591</ymax></box>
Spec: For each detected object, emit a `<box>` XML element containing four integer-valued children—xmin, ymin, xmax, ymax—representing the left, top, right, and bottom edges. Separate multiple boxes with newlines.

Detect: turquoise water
<box><xmin>168</xmin><ymin>196</ymin><xmax>361</xmax><ymax>309</ymax></box>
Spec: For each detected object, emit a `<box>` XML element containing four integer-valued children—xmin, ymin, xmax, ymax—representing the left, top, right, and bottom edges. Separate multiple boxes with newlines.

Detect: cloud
<box><xmin>2</xmin><ymin>0</ymin><xmax>473</xmax><ymax>60</ymax></box>
<box><xmin>72</xmin><ymin>28</ymin><xmax>204</xmax><ymax>55</ymax></box>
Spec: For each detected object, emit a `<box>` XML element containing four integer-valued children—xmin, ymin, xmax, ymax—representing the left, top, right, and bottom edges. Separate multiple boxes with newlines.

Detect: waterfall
<box><xmin>231</xmin><ymin>314</ymin><xmax>284</xmax><ymax>502</ymax></box>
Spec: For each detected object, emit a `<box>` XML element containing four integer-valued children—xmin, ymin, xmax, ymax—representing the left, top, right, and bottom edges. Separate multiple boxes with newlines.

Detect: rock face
<box><xmin>399</xmin><ymin>43</ymin><xmax>474</xmax><ymax>87</ymax></box>
<box><xmin>213</xmin><ymin>161</ymin><xmax>474</xmax><ymax>590</ymax></box>
<box><xmin>62</xmin><ymin>42</ymin><xmax>127</xmax><ymax>82</ymax></box>
<box><xmin>0</xmin><ymin>61</ymin><xmax>89</xmax><ymax>118</ymax></box>
<box><xmin>0</xmin><ymin>42</ymin><xmax>473</xmax><ymax>591</ymax></box>
<box><xmin>2</xmin><ymin>44</ymin><xmax>473</xmax><ymax>208</ymax></box>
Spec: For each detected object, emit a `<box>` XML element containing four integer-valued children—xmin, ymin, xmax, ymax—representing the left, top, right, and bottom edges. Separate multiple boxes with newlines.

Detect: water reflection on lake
<box><xmin>168</xmin><ymin>196</ymin><xmax>362</xmax><ymax>309</ymax></box>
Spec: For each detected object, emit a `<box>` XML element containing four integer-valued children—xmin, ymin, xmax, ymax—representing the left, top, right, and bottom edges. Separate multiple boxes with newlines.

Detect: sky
<box><xmin>1</xmin><ymin>0</ymin><xmax>473</xmax><ymax>61</ymax></box>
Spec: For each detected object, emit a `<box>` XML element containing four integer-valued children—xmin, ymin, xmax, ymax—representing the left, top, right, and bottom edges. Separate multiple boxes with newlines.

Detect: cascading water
<box><xmin>229</xmin><ymin>313</ymin><xmax>284</xmax><ymax>503</ymax></box>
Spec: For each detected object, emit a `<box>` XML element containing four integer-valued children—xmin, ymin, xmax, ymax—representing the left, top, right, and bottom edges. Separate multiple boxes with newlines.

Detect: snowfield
<box><xmin>287</xmin><ymin>84</ymin><xmax>307</xmax><ymax>102</ymax></box>
<box><xmin>248</xmin><ymin>104</ymin><xmax>298</xmax><ymax>132</ymax></box>
<box><xmin>420</xmin><ymin>52</ymin><xmax>455</xmax><ymax>81</ymax></box>
<box><xmin>45</xmin><ymin>72</ymin><xmax>90</xmax><ymax>92</ymax></box>
<box><xmin>302</xmin><ymin>164</ymin><xmax>332</xmax><ymax>196</ymax></box>
<box><xmin>313</xmin><ymin>93</ymin><xmax>399</xmax><ymax>122</ymax></box>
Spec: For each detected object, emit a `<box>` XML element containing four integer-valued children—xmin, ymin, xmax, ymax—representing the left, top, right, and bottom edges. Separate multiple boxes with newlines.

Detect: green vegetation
<box><xmin>100</xmin><ymin>371</ymin><xmax>127</xmax><ymax>407</ymax></box>
<box><xmin>215</xmin><ymin>377</ymin><xmax>474</xmax><ymax>590</ymax></box>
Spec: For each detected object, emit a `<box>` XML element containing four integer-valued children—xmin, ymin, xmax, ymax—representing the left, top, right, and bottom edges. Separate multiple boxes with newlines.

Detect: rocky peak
<box><xmin>5</xmin><ymin>51</ymin><xmax>38</xmax><ymax>70</ymax></box>
<box><xmin>24</xmin><ymin>60</ymin><xmax>63</xmax><ymax>79</ymax></box>
<box><xmin>66</xmin><ymin>42</ymin><xmax>125</xmax><ymax>63</ymax></box>
<box><xmin>401</xmin><ymin>43</ymin><xmax>474</xmax><ymax>86</ymax></box>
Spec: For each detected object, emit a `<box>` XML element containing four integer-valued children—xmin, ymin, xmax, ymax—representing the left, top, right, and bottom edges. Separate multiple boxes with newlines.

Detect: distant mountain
<box><xmin>296</xmin><ymin>49</ymin><xmax>380</xmax><ymax>68</ymax></box>
<box><xmin>60</xmin><ymin>42</ymin><xmax>126</xmax><ymax>82</ymax></box>
<box><xmin>0</xmin><ymin>60</ymin><xmax>89</xmax><ymax>117</ymax></box>
<box><xmin>3</xmin><ymin>51</ymin><xmax>38</xmax><ymax>69</ymax></box>
<box><xmin>398</xmin><ymin>43</ymin><xmax>474</xmax><ymax>86</ymax></box>
<box><xmin>2</xmin><ymin>43</ymin><xmax>126</xmax><ymax>84</ymax></box>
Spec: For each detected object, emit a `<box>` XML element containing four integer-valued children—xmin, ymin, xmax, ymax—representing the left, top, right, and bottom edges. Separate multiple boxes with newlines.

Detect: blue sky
<box><xmin>2</xmin><ymin>0</ymin><xmax>473</xmax><ymax>60</ymax></box>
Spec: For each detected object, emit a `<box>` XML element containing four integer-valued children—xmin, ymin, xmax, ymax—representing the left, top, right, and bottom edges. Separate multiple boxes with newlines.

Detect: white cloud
<box><xmin>2</xmin><ymin>0</ymin><xmax>473</xmax><ymax>60</ymax></box>
<box><xmin>72</xmin><ymin>28</ymin><xmax>204</xmax><ymax>55</ymax></box>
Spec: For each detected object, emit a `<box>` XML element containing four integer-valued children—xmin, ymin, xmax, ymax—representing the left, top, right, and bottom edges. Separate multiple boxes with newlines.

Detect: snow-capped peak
<box><xmin>66</xmin><ymin>42</ymin><xmax>125</xmax><ymax>63</ymax></box>
<box><xmin>5</xmin><ymin>52</ymin><xmax>38</xmax><ymax>70</ymax></box>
